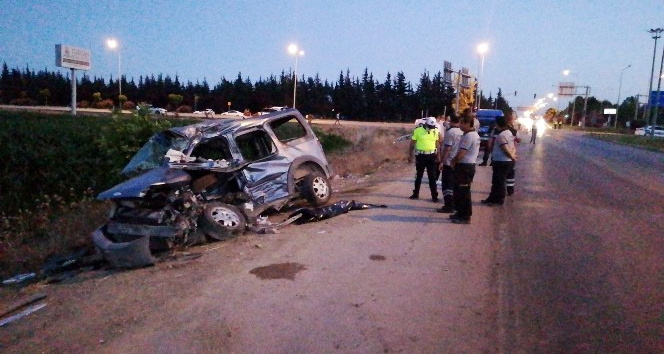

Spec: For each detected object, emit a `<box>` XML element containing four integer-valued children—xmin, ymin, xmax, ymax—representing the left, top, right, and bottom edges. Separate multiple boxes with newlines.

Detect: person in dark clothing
<box><xmin>449</xmin><ymin>115</ymin><xmax>481</xmax><ymax>224</ymax></box>
<box><xmin>506</xmin><ymin>115</ymin><xmax>520</xmax><ymax>195</ymax></box>
<box><xmin>407</xmin><ymin>117</ymin><xmax>443</xmax><ymax>202</ymax></box>
<box><xmin>482</xmin><ymin>116</ymin><xmax>517</xmax><ymax>206</ymax></box>
<box><xmin>437</xmin><ymin>114</ymin><xmax>463</xmax><ymax>213</ymax></box>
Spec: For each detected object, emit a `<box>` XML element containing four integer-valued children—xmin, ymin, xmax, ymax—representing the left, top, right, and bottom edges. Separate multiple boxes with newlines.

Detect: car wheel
<box><xmin>199</xmin><ymin>202</ymin><xmax>246</xmax><ymax>241</ymax></box>
<box><xmin>301</xmin><ymin>171</ymin><xmax>331</xmax><ymax>206</ymax></box>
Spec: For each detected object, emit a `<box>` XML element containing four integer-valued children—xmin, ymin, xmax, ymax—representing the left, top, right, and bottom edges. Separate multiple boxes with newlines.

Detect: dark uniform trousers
<box><xmin>453</xmin><ymin>163</ymin><xmax>476</xmax><ymax>220</ymax></box>
<box><xmin>506</xmin><ymin>162</ymin><xmax>516</xmax><ymax>195</ymax></box>
<box><xmin>441</xmin><ymin>164</ymin><xmax>455</xmax><ymax>208</ymax></box>
<box><xmin>488</xmin><ymin>161</ymin><xmax>514</xmax><ymax>204</ymax></box>
<box><xmin>413</xmin><ymin>153</ymin><xmax>438</xmax><ymax>199</ymax></box>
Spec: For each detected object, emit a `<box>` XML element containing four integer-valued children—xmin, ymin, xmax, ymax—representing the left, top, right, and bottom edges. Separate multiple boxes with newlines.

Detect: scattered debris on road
<box><xmin>0</xmin><ymin>293</ymin><xmax>47</xmax><ymax>327</ymax></box>
<box><xmin>288</xmin><ymin>200</ymin><xmax>387</xmax><ymax>224</ymax></box>
<box><xmin>2</xmin><ymin>273</ymin><xmax>37</xmax><ymax>285</ymax></box>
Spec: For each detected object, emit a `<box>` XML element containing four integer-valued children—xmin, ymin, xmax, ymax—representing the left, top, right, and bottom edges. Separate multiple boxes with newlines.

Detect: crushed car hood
<box><xmin>98</xmin><ymin>167</ymin><xmax>191</xmax><ymax>200</ymax></box>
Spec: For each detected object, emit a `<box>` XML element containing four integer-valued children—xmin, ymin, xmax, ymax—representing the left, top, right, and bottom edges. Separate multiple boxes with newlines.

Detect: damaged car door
<box><xmin>234</xmin><ymin>128</ymin><xmax>290</xmax><ymax>206</ymax></box>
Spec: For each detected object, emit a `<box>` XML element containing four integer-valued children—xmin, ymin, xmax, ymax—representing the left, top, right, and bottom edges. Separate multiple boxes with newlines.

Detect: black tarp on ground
<box><xmin>288</xmin><ymin>200</ymin><xmax>387</xmax><ymax>224</ymax></box>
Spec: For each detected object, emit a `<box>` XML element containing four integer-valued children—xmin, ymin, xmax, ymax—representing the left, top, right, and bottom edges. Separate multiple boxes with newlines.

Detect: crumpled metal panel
<box><xmin>97</xmin><ymin>167</ymin><xmax>190</xmax><ymax>200</ymax></box>
<box><xmin>92</xmin><ymin>228</ymin><xmax>155</xmax><ymax>268</ymax></box>
<box><xmin>105</xmin><ymin>220</ymin><xmax>186</xmax><ymax>238</ymax></box>
<box><xmin>242</xmin><ymin>155</ymin><xmax>291</xmax><ymax>203</ymax></box>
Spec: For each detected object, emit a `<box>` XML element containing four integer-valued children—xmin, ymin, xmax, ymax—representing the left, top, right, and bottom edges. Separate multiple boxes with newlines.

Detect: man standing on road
<box><xmin>408</xmin><ymin>117</ymin><xmax>442</xmax><ymax>202</ymax></box>
<box><xmin>449</xmin><ymin>115</ymin><xmax>480</xmax><ymax>224</ymax></box>
<box><xmin>482</xmin><ymin>116</ymin><xmax>518</xmax><ymax>206</ymax></box>
<box><xmin>437</xmin><ymin>114</ymin><xmax>463</xmax><ymax>213</ymax></box>
<box><xmin>506</xmin><ymin>114</ymin><xmax>520</xmax><ymax>196</ymax></box>
<box><xmin>530</xmin><ymin>118</ymin><xmax>538</xmax><ymax>144</ymax></box>
<box><xmin>478</xmin><ymin>125</ymin><xmax>495</xmax><ymax>166</ymax></box>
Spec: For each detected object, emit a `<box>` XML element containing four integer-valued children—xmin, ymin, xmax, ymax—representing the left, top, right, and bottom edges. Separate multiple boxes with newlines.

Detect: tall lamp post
<box><xmin>646</xmin><ymin>28</ymin><xmax>663</xmax><ymax>131</ymax></box>
<box><xmin>563</xmin><ymin>70</ymin><xmax>578</xmax><ymax>126</ymax></box>
<box><xmin>288</xmin><ymin>44</ymin><xmax>304</xmax><ymax>109</ymax></box>
<box><xmin>615</xmin><ymin>64</ymin><xmax>631</xmax><ymax>128</ymax></box>
<box><xmin>476</xmin><ymin>42</ymin><xmax>489</xmax><ymax>110</ymax></box>
<box><xmin>106</xmin><ymin>38</ymin><xmax>122</xmax><ymax>99</ymax></box>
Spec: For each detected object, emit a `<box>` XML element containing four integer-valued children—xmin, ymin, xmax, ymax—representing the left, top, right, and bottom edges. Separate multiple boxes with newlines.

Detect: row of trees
<box><xmin>0</xmin><ymin>62</ymin><xmax>514</xmax><ymax>122</ymax></box>
<box><xmin>555</xmin><ymin>95</ymin><xmax>653</xmax><ymax>128</ymax></box>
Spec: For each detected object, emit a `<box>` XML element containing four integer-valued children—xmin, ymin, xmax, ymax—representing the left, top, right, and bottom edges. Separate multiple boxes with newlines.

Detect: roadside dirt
<box><xmin>5</xmin><ymin>161</ymin><xmax>471</xmax><ymax>353</ymax></box>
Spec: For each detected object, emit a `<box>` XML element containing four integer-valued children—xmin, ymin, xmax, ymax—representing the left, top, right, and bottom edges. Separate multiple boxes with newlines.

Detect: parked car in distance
<box><xmin>136</xmin><ymin>104</ymin><xmax>166</xmax><ymax>115</ymax></box>
<box><xmin>476</xmin><ymin>109</ymin><xmax>505</xmax><ymax>149</ymax></box>
<box><xmin>193</xmin><ymin>109</ymin><xmax>216</xmax><ymax>118</ymax></box>
<box><xmin>219</xmin><ymin>110</ymin><xmax>245</xmax><ymax>119</ymax></box>
<box><xmin>635</xmin><ymin>125</ymin><xmax>664</xmax><ymax>137</ymax></box>
<box><xmin>635</xmin><ymin>126</ymin><xmax>649</xmax><ymax>135</ymax></box>
<box><xmin>150</xmin><ymin>107</ymin><xmax>167</xmax><ymax>115</ymax></box>
<box><xmin>92</xmin><ymin>108</ymin><xmax>333</xmax><ymax>267</ymax></box>
<box><xmin>260</xmin><ymin>106</ymin><xmax>288</xmax><ymax>115</ymax></box>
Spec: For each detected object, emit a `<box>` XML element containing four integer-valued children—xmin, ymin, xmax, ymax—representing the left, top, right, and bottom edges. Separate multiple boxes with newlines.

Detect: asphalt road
<box><xmin>495</xmin><ymin>129</ymin><xmax>664</xmax><ymax>352</ymax></box>
<box><xmin>1</xmin><ymin>127</ymin><xmax>662</xmax><ymax>353</ymax></box>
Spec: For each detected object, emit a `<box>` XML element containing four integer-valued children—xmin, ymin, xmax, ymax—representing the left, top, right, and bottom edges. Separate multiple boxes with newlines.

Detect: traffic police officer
<box><xmin>408</xmin><ymin>117</ymin><xmax>442</xmax><ymax>201</ymax></box>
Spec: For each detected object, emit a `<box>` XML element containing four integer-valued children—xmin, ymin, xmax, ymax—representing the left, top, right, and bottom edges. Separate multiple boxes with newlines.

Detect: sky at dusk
<box><xmin>1</xmin><ymin>0</ymin><xmax>664</xmax><ymax>113</ymax></box>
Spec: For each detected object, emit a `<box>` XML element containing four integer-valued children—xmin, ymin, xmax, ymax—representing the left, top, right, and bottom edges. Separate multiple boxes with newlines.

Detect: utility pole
<box><xmin>645</xmin><ymin>28</ymin><xmax>663</xmax><ymax>129</ymax></box>
<box><xmin>653</xmin><ymin>33</ymin><xmax>664</xmax><ymax>135</ymax></box>
<box><xmin>581</xmin><ymin>86</ymin><xmax>590</xmax><ymax>127</ymax></box>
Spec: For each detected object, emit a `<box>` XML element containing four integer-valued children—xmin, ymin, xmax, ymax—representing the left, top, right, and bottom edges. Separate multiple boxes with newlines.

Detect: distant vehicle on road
<box><xmin>136</xmin><ymin>104</ymin><xmax>167</xmax><ymax>115</ymax></box>
<box><xmin>635</xmin><ymin>125</ymin><xmax>664</xmax><ymax>137</ymax></box>
<box><xmin>476</xmin><ymin>109</ymin><xmax>504</xmax><ymax>148</ymax></box>
<box><xmin>193</xmin><ymin>109</ymin><xmax>215</xmax><ymax>118</ymax></box>
<box><xmin>260</xmin><ymin>106</ymin><xmax>288</xmax><ymax>115</ymax></box>
<box><xmin>150</xmin><ymin>107</ymin><xmax>167</xmax><ymax>115</ymax></box>
<box><xmin>219</xmin><ymin>110</ymin><xmax>245</xmax><ymax>119</ymax></box>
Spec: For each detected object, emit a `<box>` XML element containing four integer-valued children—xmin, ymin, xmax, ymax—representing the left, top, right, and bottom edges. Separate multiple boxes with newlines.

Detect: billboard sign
<box><xmin>558</xmin><ymin>82</ymin><xmax>575</xmax><ymax>96</ymax></box>
<box><xmin>55</xmin><ymin>44</ymin><xmax>91</xmax><ymax>70</ymax></box>
<box><xmin>443</xmin><ymin>61</ymin><xmax>453</xmax><ymax>84</ymax></box>
<box><xmin>603</xmin><ymin>108</ymin><xmax>617</xmax><ymax>115</ymax></box>
<box><xmin>649</xmin><ymin>91</ymin><xmax>664</xmax><ymax>107</ymax></box>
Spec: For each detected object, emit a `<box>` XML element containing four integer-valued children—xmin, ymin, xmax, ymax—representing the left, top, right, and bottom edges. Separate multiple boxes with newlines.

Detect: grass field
<box><xmin>587</xmin><ymin>132</ymin><xmax>664</xmax><ymax>153</ymax></box>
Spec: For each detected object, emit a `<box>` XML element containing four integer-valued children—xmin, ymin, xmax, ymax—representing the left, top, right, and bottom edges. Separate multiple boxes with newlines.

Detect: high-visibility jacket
<box><xmin>411</xmin><ymin>126</ymin><xmax>439</xmax><ymax>152</ymax></box>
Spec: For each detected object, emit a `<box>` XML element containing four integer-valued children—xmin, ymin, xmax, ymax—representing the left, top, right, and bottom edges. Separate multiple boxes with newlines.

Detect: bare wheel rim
<box><xmin>312</xmin><ymin>176</ymin><xmax>329</xmax><ymax>199</ymax></box>
<box><xmin>209</xmin><ymin>206</ymin><xmax>241</xmax><ymax>228</ymax></box>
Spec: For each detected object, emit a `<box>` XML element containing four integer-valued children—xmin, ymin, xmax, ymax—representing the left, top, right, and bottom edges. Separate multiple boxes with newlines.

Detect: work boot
<box><xmin>432</xmin><ymin>196</ymin><xmax>439</xmax><ymax>202</ymax></box>
<box><xmin>451</xmin><ymin>218</ymin><xmax>470</xmax><ymax>224</ymax></box>
<box><xmin>481</xmin><ymin>198</ymin><xmax>503</xmax><ymax>206</ymax></box>
<box><xmin>409</xmin><ymin>194</ymin><xmax>419</xmax><ymax>200</ymax></box>
<box><xmin>437</xmin><ymin>206</ymin><xmax>455</xmax><ymax>213</ymax></box>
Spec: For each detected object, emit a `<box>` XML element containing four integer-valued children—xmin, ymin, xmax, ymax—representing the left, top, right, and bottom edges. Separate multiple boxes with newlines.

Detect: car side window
<box><xmin>190</xmin><ymin>137</ymin><xmax>232</xmax><ymax>161</ymax></box>
<box><xmin>270</xmin><ymin>116</ymin><xmax>307</xmax><ymax>143</ymax></box>
<box><xmin>235</xmin><ymin>130</ymin><xmax>276</xmax><ymax>162</ymax></box>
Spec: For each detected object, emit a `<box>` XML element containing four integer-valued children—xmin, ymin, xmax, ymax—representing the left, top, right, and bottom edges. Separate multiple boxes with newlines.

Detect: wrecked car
<box><xmin>92</xmin><ymin>109</ymin><xmax>332</xmax><ymax>267</ymax></box>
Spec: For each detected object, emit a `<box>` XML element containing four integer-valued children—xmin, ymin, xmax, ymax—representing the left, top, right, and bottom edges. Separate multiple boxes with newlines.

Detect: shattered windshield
<box><xmin>121</xmin><ymin>131</ymin><xmax>190</xmax><ymax>177</ymax></box>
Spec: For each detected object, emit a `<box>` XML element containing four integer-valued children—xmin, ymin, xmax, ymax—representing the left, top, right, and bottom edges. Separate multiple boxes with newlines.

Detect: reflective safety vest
<box><xmin>412</xmin><ymin>126</ymin><xmax>439</xmax><ymax>152</ymax></box>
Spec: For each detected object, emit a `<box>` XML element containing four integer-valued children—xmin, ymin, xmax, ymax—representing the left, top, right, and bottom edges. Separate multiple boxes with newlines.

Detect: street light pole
<box><xmin>476</xmin><ymin>42</ymin><xmax>488</xmax><ymax>110</ymax></box>
<box><xmin>563</xmin><ymin>70</ymin><xmax>579</xmax><ymax>126</ymax></box>
<box><xmin>288</xmin><ymin>44</ymin><xmax>304</xmax><ymax>109</ymax></box>
<box><xmin>615</xmin><ymin>64</ymin><xmax>631</xmax><ymax>128</ymax></box>
<box><xmin>645</xmin><ymin>28</ymin><xmax>663</xmax><ymax>128</ymax></box>
<box><xmin>106</xmin><ymin>38</ymin><xmax>121</xmax><ymax>99</ymax></box>
<box><xmin>652</xmin><ymin>44</ymin><xmax>664</xmax><ymax>135</ymax></box>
